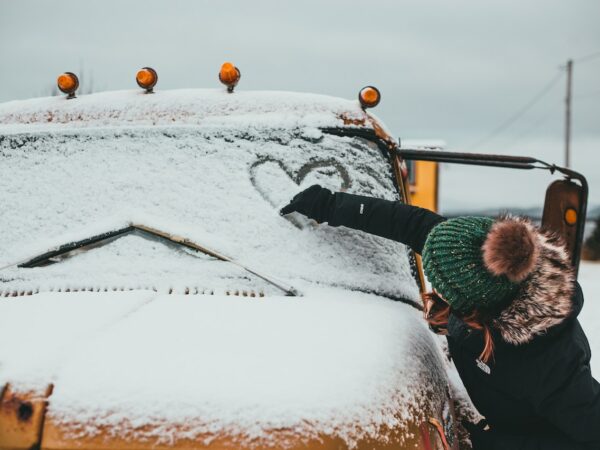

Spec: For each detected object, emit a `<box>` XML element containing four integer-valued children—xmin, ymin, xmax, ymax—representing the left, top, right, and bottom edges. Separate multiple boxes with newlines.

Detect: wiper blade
<box><xmin>132</xmin><ymin>224</ymin><xmax>299</xmax><ymax>296</ymax></box>
<box><xmin>1</xmin><ymin>223</ymin><xmax>300</xmax><ymax>297</ymax></box>
<box><xmin>18</xmin><ymin>226</ymin><xmax>135</xmax><ymax>268</ymax></box>
<box><xmin>0</xmin><ymin>226</ymin><xmax>135</xmax><ymax>271</ymax></box>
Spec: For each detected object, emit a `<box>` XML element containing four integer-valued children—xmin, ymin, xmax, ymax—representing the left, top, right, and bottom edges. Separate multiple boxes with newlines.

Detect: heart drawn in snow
<box><xmin>250</xmin><ymin>157</ymin><xmax>351</xmax><ymax>227</ymax></box>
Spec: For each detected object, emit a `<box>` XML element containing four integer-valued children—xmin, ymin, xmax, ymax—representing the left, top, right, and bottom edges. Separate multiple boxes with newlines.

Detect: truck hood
<box><xmin>0</xmin><ymin>286</ymin><xmax>448</xmax><ymax>448</ymax></box>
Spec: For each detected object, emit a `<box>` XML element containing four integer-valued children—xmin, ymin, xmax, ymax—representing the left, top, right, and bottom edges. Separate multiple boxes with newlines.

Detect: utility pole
<box><xmin>565</xmin><ymin>59</ymin><xmax>573</xmax><ymax>168</ymax></box>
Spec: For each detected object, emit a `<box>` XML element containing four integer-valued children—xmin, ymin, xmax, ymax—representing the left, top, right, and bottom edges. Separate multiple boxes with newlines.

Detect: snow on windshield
<box><xmin>0</xmin><ymin>125</ymin><xmax>446</xmax><ymax>448</ymax></box>
<box><xmin>0</xmin><ymin>126</ymin><xmax>419</xmax><ymax>301</ymax></box>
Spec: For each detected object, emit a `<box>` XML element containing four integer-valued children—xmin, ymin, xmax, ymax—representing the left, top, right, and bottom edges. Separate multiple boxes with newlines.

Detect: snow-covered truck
<box><xmin>0</xmin><ymin>64</ymin><xmax>587</xmax><ymax>450</ymax></box>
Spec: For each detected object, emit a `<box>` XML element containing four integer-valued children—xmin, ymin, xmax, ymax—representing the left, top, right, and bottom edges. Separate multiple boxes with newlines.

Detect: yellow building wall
<box><xmin>409</xmin><ymin>161</ymin><xmax>439</xmax><ymax>213</ymax></box>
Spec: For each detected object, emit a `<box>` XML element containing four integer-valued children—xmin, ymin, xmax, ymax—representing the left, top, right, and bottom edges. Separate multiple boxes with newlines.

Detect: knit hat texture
<box><xmin>422</xmin><ymin>216</ymin><xmax>521</xmax><ymax>313</ymax></box>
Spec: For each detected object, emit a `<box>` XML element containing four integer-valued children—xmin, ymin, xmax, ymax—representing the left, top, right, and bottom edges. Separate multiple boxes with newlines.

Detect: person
<box><xmin>280</xmin><ymin>185</ymin><xmax>600</xmax><ymax>450</ymax></box>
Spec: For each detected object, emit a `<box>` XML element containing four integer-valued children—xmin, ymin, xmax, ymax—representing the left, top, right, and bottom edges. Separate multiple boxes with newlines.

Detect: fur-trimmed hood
<box><xmin>488</xmin><ymin>217</ymin><xmax>577</xmax><ymax>345</ymax></box>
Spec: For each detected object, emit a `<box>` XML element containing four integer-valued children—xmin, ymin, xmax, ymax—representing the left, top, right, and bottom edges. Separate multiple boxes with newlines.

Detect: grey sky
<box><xmin>1</xmin><ymin>0</ymin><xmax>599</xmax><ymax>211</ymax></box>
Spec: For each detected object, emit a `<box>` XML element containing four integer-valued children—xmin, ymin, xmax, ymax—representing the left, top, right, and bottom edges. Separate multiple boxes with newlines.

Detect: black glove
<box><xmin>279</xmin><ymin>184</ymin><xmax>335</xmax><ymax>223</ymax></box>
<box><xmin>463</xmin><ymin>420</ymin><xmax>493</xmax><ymax>450</ymax></box>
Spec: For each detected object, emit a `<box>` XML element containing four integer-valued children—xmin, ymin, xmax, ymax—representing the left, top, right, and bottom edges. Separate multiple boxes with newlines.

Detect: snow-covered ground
<box><xmin>578</xmin><ymin>261</ymin><xmax>600</xmax><ymax>376</ymax></box>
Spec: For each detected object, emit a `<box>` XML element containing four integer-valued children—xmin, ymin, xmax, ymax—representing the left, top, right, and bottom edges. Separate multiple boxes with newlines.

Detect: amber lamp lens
<box><xmin>359</xmin><ymin>86</ymin><xmax>381</xmax><ymax>108</ymax></box>
<box><xmin>57</xmin><ymin>73</ymin><xmax>78</xmax><ymax>93</ymax></box>
<box><xmin>565</xmin><ymin>208</ymin><xmax>577</xmax><ymax>225</ymax></box>
<box><xmin>137</xmin><ymin>70</ymin><xmax>154</xmax><ymax>87</ymax></box>
<box><xmin>220</xmin><ymin>62</ymin><xmax>240</xmax><ymax>85</ymax></box>
<box><xmin>136</xmin><ymin>67</ymin><xmax>158</xmax><ymax>90</ymax></box>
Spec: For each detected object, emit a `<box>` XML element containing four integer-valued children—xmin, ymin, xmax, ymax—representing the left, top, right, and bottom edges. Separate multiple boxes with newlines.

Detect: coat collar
<box><xmin>491</xmin><ymin>230</ymin><xmax>576</xmax><ymax>345</ymax></box>
<box><xmin>447</xmin><ymin>229</ymin><xmax>580</xmax><ymax>347</ymax></box>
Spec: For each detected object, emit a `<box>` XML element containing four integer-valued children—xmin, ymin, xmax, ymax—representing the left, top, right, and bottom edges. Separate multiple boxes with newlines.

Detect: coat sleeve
<box><xmin>327</xmin><ymin>192</ymin><xmax>445</xmax><ymax>254</ymax></box>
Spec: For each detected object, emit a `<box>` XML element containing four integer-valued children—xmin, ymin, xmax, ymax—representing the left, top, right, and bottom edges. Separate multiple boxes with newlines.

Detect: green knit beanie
<box><xmin>422</xmin><ymin>217</ymin><xmax>520</xmax><ymax>313</ymax></box>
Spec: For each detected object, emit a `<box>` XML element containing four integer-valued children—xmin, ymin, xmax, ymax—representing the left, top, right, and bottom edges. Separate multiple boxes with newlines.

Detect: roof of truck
<box><xmin>0</xmin><ymin>88</ymin><xmax>387</xmax><ymax>133</ymax></box>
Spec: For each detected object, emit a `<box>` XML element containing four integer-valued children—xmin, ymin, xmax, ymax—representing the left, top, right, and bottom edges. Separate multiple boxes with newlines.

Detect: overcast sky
<box><xmin>1</xmin><ymin>0</ymin><xmax>599</xmax><ymax>212</ymax></box>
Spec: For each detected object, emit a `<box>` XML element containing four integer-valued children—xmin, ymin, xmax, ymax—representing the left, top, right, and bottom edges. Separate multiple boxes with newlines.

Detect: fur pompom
<box><xmin>482</xmin><ymin>218</ymin><xmax>540</xmax><ymax>282</ymax></box>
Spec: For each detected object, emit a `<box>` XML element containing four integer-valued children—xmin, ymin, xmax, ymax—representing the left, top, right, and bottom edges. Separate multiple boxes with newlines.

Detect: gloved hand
<box><xmin>279</xmin><ymin>184</ymin><xmax>335</xmax><ymax>223</ymax></box>
<box><xmin>463</xmin><ymin>420</ymin><xmax>493</xmax><ymax>450</ymax></box>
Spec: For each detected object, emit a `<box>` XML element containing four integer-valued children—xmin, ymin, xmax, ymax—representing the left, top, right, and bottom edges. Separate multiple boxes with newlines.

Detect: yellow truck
<box><xmin>0</xmin><ymin>64</ymin><xmax>587</xmax><ymax>450</ymax></box>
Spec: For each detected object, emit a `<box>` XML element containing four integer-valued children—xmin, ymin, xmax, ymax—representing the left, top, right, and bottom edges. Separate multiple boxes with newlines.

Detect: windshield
<box><xmin>0</xmin><ymin>127</ymin><xmax>419</xmax><ymax>302</ymax></box>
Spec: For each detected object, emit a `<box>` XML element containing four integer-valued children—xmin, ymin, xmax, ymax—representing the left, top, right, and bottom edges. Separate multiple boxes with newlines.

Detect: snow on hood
<box><xmin>0</xmin><ymin>287</ymin><xmax>448</xmax><ymax>447</ymax></box>
<box><xmin>0</xmin><ymin>89</ymin><xmax>368</xmax><ymax>131</ymax></box>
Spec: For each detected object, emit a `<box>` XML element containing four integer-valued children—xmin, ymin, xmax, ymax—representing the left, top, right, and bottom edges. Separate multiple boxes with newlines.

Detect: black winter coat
<box><xmin>325</xmin><ymin>192</ymin><xmax>600</xmax><ymax>450</ymax></box>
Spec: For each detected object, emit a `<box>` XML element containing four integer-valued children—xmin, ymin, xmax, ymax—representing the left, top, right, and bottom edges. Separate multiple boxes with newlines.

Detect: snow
<box><xmin>0</xmin><ymin>288</ymin><xmax>449</xmax><ymax>447</ymax></box>
<box><xmin>578</xmin><ymin>261</ymin><xmax>600</xmax><ymax>376</ymax></box>
<box><xmin>0</xmin><ymin>89</ymin><xmax>368</xmax><ymax>132</ymax></box>
<box><xmin>0</xmin><ymin>127</ymin><xmax>419</xmax><ymax>303</ymax></box>
<box><xmin>0</xmin><ymin>94</ymin><xmax>439</xmax><ymax>446</ymax></box>
<box><xmin>401</xmin><ymin>139</ymin><xmax>446</xmax><ymax>149</ymax></box>
<box><xmin>0</xmin><ymin>291</ymin><xmax>154</xmax><ymax>390</ymax></box>
<box><xmin>1</xmin><ymin>233</ymin><xmax>281</xmax><ymax>296</ymax></box>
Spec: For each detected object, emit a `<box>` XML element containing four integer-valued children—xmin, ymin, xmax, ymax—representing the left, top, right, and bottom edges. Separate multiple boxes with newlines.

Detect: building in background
<box><xmin>403</xmin><ymin>139</ymin><xmax>444</xmax><ymax>213</ymax></box>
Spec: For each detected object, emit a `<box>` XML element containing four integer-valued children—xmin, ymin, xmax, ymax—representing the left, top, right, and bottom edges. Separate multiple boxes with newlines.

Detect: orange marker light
<box><xmin>358</xmin><ymin>86</ymin><xmax>381</xmax><ymax>109</ymax></box>
<box><xmin>219</xmin><ymin>62</ymin><xmax>241</xmax><ymax>93</ymax></box>
<box><xmin>136</xmin><ymin>67</ymin><xmax>158</xmax><ymax>93</ymax></box>
<box><xmin>565</xmin><ymin>208</ymin><xmax>577</xmax><ymax>226</ymax></box>
<box><xmin>57</xmin><ymin>72</ymin><xmax>79</xmax><ymax>99</ymax></box>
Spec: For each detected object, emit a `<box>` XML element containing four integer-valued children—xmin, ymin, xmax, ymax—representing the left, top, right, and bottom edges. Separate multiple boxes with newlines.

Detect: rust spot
<box><xmin>341</xmin><ymin>116</ymin><xmax>367</xmax><ymax>127</ymax></box>
<box><xmin>17</xmin><ymin>401</ymin><xmax>33</xmax><ymax>422</ymax></box>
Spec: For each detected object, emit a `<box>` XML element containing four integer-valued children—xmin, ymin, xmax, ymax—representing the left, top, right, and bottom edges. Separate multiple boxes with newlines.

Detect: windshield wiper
<box><xmin>1</xmin><ymin>223</ymin><xmax>299</xmax><ymax>297</ymax></box>
<box><xmin>132</xmin><ymin>224</ymin><xmax>299</xmax><ymax>296</ymax></box>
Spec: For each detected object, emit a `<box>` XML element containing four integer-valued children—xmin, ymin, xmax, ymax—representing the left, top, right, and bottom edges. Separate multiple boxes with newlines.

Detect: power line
<box><xmin>469</xmin><ymin>70</ymin><xmax>564</xmax><ymax>150</ymax></box>
<box><xmin>573</xmin><ymin>50</ymin><xmax>600</xmax><ymax>64</ymax></box>
<box><xmin>503</xmin><ymin>88</ymin><xmax>598</xmax><ymax>152</ymax></box>
<box><xmin>503</xmin><ymin>110</ymin><xmax>556</xmax><ymax>151</ymax></box>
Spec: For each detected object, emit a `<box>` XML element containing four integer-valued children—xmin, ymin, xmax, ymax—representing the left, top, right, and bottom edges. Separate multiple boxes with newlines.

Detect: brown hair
<box><xmin>422</xmin><ymin>291</ymin><xmax>496</xmax><ymax>363</ymax></box>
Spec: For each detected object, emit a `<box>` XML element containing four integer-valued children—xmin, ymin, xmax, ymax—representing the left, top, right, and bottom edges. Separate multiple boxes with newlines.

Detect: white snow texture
<box><xmin>0</xmin><ymin>90</ymin><xmax>444</xmax><ymax>447</ymax></box>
